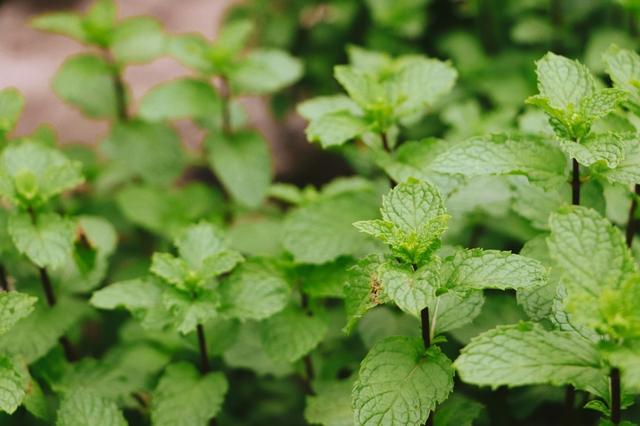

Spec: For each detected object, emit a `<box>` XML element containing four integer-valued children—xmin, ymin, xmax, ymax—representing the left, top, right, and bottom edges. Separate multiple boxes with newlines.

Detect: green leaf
<box><xmin>56</xmin><ymin>390</ymin><xmax>126</xmax><ymax>426</ymax></box>
<box><xmin>231</xmin><ymin>49</ymin><xmax>303</xmax><ymax>94</ymax></box>
<box><xmin>454</xmin><ymin>322</ymin><xmax>607</xmax><ymax>395</ymax></box>
<box><xmin>0</xmin><ymin>88</ymin><xmax>24</xmax><ymax>135</ymax></box>
<box><xmin>334</xmin><ymin>66</ymin><xmax>381</xmax><ymax>108</ymax></box>
<box><xmin>305</xmin><ymin>112</ymin><xmax>369</xmax><ymax>148</ymax></box>
<box><xmin>53</xmin><ymin>54</ymin><xmax>119</xmax><ymax>119</ymax></box>
<box><xmin>558</xmin><ymin>133</ymin><xmax>626</xmax><ymax>169</ymax></box>
<box><xmin>0</xmin><ymin>355</ymin><xmax>28</xmax><ymax>414</ymax></box>
<box><xmin>0</xmin><ymin>141</ymin><xmax>84</xmax><ymax>206</ymax></box>
<box><xmin>215</xmin><ymin>19</ymin><xmax>253</xmax><ymax>56</ymax></box>
<box><xmin>168</xmin><ymin>34</ymin><xmax>216</xmax><ymax>75</ymax></box>
<box><xmin>365</xmin><ymin>0</ymin><xmax>429</xmax><ymax>38</ymax></box>
<box><xmin>430</xmin><ymin>290</ymin><xmax>485</xmax><ymax>335</ymax></box>
<box><xmin>531</xmin><ymin>52</ymin><xmax>595</xmax><ymax>112</ymax></box>
<box><xmin>206</xmin><ymin>130</ymin><xmax>272</xmax><ymax>208</ymax></box>
<box><xmin>90</xmin><ymin>278</ymin><xmax>163</xmax><ymax>312</ymax></box>
<box><xmin>31</xmin><ymin>12</ymin><xmax>88</xmax><ymax>43</ymax></box>
<box><xmin>297</xmin><ymin>95</ymin><xmax>361</xmax><ymax>121</ymax></box>
<box><xmin>353</xmin><ymin>337</ymin><xmax>454</xmax><ymax>426</ymax></box>
<box><xmin>433</xmin><ymin>394</ymin><xmax>485</xmax><ymax>426</ymax></box>
<box><xmin>0</xmin><ymin>297</ymin><xmax>89</xmax><ymax>363</ymax></box>
<box><xmin>162</xmin><ymin>287</ymin><xmax>220</xmax><ymax>334</ymax></box>
<box><xmin>579</xmin><ymin>89</ymin><xmax>626</xmax><ymax>121</ymax></box>
<box><xmin>431</xmin><ymin>133</ymin><xmax>567</xmax><ymax>189</ymax></box>
<box><xmin>344</xmin><ymin>256</ymin><xmax>385</xmax><ymax>334</ymax></box>
<box><xmin>441</xmin><ymin>249</ymin><xmax>547</xmax><ymax>291</ymax></box>
<box><xmin>175</xmin><ymin>222</ymin><xmax>228</xmax><ymax>271</ymax></box>
<box><xmin>139</xmin><ymin>78</ymin><xmax>220</xmax><ymax>121</ymax></box>
<box><xmin>9</xmin><ymin>212</ymin><xmax>76</xmax><ymax>270</ymax></box>
<box><xmin>260</xmin><ymin>306</ymin><xmax>327</xmax><ymax>363</ymax></box>
<box><xmin>150</xmin><ymin>253</ymin><xmax>190</xmax><ymax>289</ymax></box>
<box><xmin>378</xmin><ymin>260</ymin><xmax>439</xmax><ymax>317</ymax></box>
<box><xmin>84</xmin><ymin>0</ymin><xmax>116</xmax><ymax>40</ymax></box>
<box><xmin>304</xmin><ymin>379</ymin><xmax>354</xmax><ymax>426</ymax></box>
<box><xmin>111</xmin><ymin>17</ymin><xmax>165</xmax><ymax>64</ymax></box>
<box><xmin>102</xmin><ymin>120</ymin><xmax>185</xmax><ymax>186</ymax></box>
<box><xmin>283</xmin><ymin>190</ymin><xmax>380</xmax><ymax>264</ymax></box>
<box><xmin>299</xmin><ymin>257</ymin><xmax>356</xmax><ymax>298</ymax></box>
<box><xmin>219</xmin><ymin>259</ymin><xmax>290</xmax><ymax>320</ymax></box>
<box><xmin>598</xmin><ymin>139</ymin><xmax>640</xmax><ymax>185</ymax></box>
<box><xmin>151</xmin><ymin>363</ymin><xmax>228</xmax><ymax>426</ymax></box>
<box><xmin>0</xmin><ymin>291</ymin><xmax>37</xmax><ymax>335</ymax></box>
<box><xmin>604</xmin><ymin>46</ymin><xmax>640</xmax><ymax>107</ymax></box>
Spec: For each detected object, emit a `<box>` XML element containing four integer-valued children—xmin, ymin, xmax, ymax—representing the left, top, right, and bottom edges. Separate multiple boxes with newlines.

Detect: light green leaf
<box><xmin>599</xmin><ymin>138</ymin><xmax>640</xmax><ymax>185</ymax></box>
<box><xmin>353</xmin><ymin>337</ymin><xmax>454</xmax><ymax>426</ymax></box>
<box><xmin>175</xmin><ymin>222</ymin><xmax>227</xmax><ymax>271</ymax></box>
<box><xmin>283</xmin><ymin>190</ymin><xmax>380</xmax><ymax>264</ymax></box>
<box><xmin>162</xmin><ymin>287</ymin><xmax>219</xmax><ymax>334</ymax></box>
<box><xmin>168</xmin><ymin>34</ymin><xmax>216</xmax><ymax>75</ymax></box>
<box><xmin>299</xmin><ymin>257</ymin><xmax>356</xmax><ymax>298</ymax></box>
<box><xmin>90</xmin><ymin>278</ymin><xmax>163</xmax><ymax>311</ymax></box>
<box><xmin>430</xmin><ymin>290</ymin><xmax>484</xmax><ymax>335</ymax></box>
<box><xmin>84</xmin><ymin>0</ymin><xmax>116</xmax><ymax>40</ymax></box>
<box><xmin>378</xmin><ymin>261</ymin><xmax>439</xmax><ymax>317</ymax></box>
<box><xmin>101</xmin><ymin>120</ymin><xmax>185</xmax><ymax>186</ymax></box>
<box><xmin>139</xmin><ymin>78</ymin><xmax>220</xmax><ymax>121</ymax></box>
<box><xmin>532</xmin><ymin>52</ymin><xmax>595</xmax><ymax>111</ymax></box>
<box><xmin>260</xmin><ymin>306</ymin><xmax>328</xmax><ymax>363</ymax></box>
<box><xmin>31</xmin><ymin>12</ymin><xmax>87</xmax><ymax>43</ymax></box>
<box><xmin>56</xmin><ymin>390</ymin><xmax>126</xmax><ymax>426</ymax></box>
<box><xmin>231</xmin><ymin>49</ymin><xmax>303</xmax><ymax>94</ymax></box>
<box><xmin>603</xmin><ymin>46</ymin><xmax>640</xmax><ymax>106</ymax></box>
<box><xmin>306</xmin><ymin>112</ymin><xmax>369</xmax><ymax>148</ymax></box>
<box><xmin>442</xmin><ymin>249</ymin><xmax>547</xmax><ymax>291</ymax></box>
<box><xmin>0</xmin><ymin>291</ymin><xmax>37</xmax><ymax>335</ymax></box>
<box><xmin>431</xmin><ymin>133</ymin><xmax>567</xmax><ymax>189</ymax></box>
<box><xmin>206</xmin><ymin>130</ymin><xmax>271</xmax><ymax>208</ymax></box>
<box><xmin>151</xmin><ymin>253</ymin><xmax>190</xmax><ymax>289</ymax></box>
<box><xmin>53</xmin><ymin>54</ymin><xmax>118</xmax><ymax>118</ymax></box>
<box><xmin>380</xmin><ymin>178</ymin><xmax>445</xmax><ymax>233</ymax></box>
<box><xmin>219</xmin><ymin>259</ymin><xmax>290</xmax><ymax>321</ymax></box>
<box><xmin>0</xmin><ymin>355</ymin><xmax>28</xmax><ymax>414</ymax></box>
<box><xmin>579</xmin><ymin>88</ymin><xmax>626</xmax><ymax>121</ymax></box>
<box><xmin>0</xmin><ymin>297</ymin><xmax>89</xmax><ymax>363</ymax></box>
<box><xmin>365</xmin><ymin>0</ymin><xmax>429</xmax><ymax>38</ymax></box>
<box><xmin>0</xmin><ymin>141</ymin><xmax>84</xmax><ymax>206</ymax></box>
<box><xmin>454</xmin><ymin>322</ymin><xmax>607</xmax><ymax>395</ymax></box>
<box><xmin>111</xmin><ymin>17</ymin><xmax>165</xmax><ymax>64</ymax></box>
<box><xmin>9</xmin><ymin>212</ymin><xmax>76</xmax><ymax>270</ymax></box>
<box><xmin>334</xmin><ymin>66</ymin><xmax>381</xmax><ymax>108</ymax></box>
<box><xmin>215</xmin><ymin>19</ymin><xmax>253</xmax><ymax>55</ymax></box>
<box><xmin>344</xmin><ymin>256</ymin><xmax>385</xmax><ymax>334</ymax></box>
<box><xmin>297</xmin><ymin>95</ymin><xmax>361</xmax><ymax>121</ymax></box>
<box><xmin>151</xmin><ymin>363</ymin><xmax>227</xmax><ymax>426</ymax></box>
<box><xmin>559</xmin><ymin>133</ymin><xmax>625</xmax><ymax>169</ymax></box>
<box><xmin>305</xmin><ymin>379</ymin><xmax>354</xmax><ymax>426</ymax></box>
<box><xmin>0</xmin><ymin>88</ymin><xmax>24</xmax><ymax>135</ymax></box>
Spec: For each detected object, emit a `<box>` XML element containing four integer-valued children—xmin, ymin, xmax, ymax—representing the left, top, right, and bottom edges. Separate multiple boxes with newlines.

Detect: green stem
<box><xmin>220</xmin><ymin>77</ymin><xmax>232</xmax><ymax>136</ymax></box>
<box><xmin>103</xmin><ymin>50</ymin><xmax>128</xmax><ymax>121</ymax></box>
<box><xmin>571</xmin><ymin>159</ymin><xmax>580</xmax><ymax>205</ymax></box>
<box><xmin>0</xmin><ymin>264</ymin><xmax>8</xmax><ymax>291</ymax></box>
<box><xmin>611</xmin><ymin>367</ymin><xmax>621</xmax><ymax>424</ymax></box>
<box><xmin>196</xmin><ymin>323</ymin><xmax>210</xmax><ymax>373</ymax></box>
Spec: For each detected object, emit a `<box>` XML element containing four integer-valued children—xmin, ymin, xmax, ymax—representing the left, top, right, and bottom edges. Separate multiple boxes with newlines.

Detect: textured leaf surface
<box><xmin>604</xmin><ymin>46</ymin><xmax>640</xmax><ymax>105</ymax></box>
<box><xmin>260</xmin><ymin>306</ymin><xmax>327</xmax><ymax>363</ymax></box>
<box><xmin>533</xmin><ymin>52</ymin><xmax>595</xmax><ymax>110</ymax></box>
<box><xmin>305</xmin><ymin>380</ymin><xmax>354</xmax><ymax>426</ymax></box>
<box><xmin>0</xmin><ymin>291</ymin><xmax>37</xmax><ymax>336</ymax></box>
<box><xmin>231</xmin><ymin>49</ymin><xmax>303</xmax><ymax>94</ymax></box>
<box><xmin>151</xmin><ymin>363</ymin><xmax>227</xmax><ymax>426</ymax></box>
<box><xmin>454</xmin><ymin>322</ymin><xmax>607</xmax><ymax>394</ymax></box>
<box><xmin>139</xmin><ymin>78</ymin><xmax>220</xmax><ymax>121</ymax></box>
<box><xmin>0</xmin><ymin>88</ymin><xmax>24</xmax><ymax>134</ymax></box>
<box><xmin>344</xmin><ymin>256</ymin><xmax>385</xmax><ymax>333</ymax></box>
<box><xmin>56</xmin><ymin>390</ymin><xmax>126</xmax><ymax>426</ymax></box>
<box><xmin>378</xmin><ymin>261</ymin><xmax>439</xmax><ymax>317</ymax></box>
<box><xmin>0</xmin><ymin>355</ymin><xmax>28</xmax><ymax>414</ymax></box>
<box><xmin>306</xmin><ymin>112</ymin><xmax>369</xmax><ymax>148</ymax></box>
<box><xmin>90</xmin><ymin>278</ymin><xmax>163</xmax><ymax>311</ymax></box>
<box><xmin>353</xmin><ymin>337</ymin><xmax>454</xmax><ymax>426</ymax></box>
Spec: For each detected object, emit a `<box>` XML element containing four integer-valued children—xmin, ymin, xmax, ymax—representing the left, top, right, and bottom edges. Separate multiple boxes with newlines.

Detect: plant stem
<box><xmin>571</xmin><ymin>159</ymin><xmax>580</xmax><ymax>205</ymax></box>
<box><xmin>300</xmin><ymin>293</ymin><xmax>315</xmax><ymax>395</ymax></box>
<box><xmin>196</xmin><ymin>323</ymin><xmax>210</xmax><ymax>373</ymax></box>
<box><xmin>219</xmin><ymin>77</ymin><xmax>232</xmax><ymax>136</ymax></box>
<box><xmin>420</xmin><ymin>306</ymin><xmax>434</xmax><ymax>425</ymax></box>
<box><xmin>38</xmin><ymin>266</ymin><xmax>77</xmax><ymax>361</ymax></box>
<box><xmin>102</xmin><ymin>50</ymin><xmax>128</xmax><ymax>121</ymax></box>
<box><xmin>611</xmin><ymin>367</ymin><xmax>621</xmax><ymax>424</ymax></box>
<box><xmin>0</xmin><ymin>264</ymin><xmax>8</xmax><ymax>291</ymax></box>
<box><xmin>625</xmin><ymin>184</ymin><xmax>640</xmax><ymax>247</ymax></box>
<box><xmin>381</xmin><ymin>131</ymin><xmax>391</xmax><ymax>153</ymax></box>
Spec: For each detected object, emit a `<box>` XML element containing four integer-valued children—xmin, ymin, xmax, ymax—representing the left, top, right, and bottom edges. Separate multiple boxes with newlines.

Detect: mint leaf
<box><xmin>334</xmin><ymin>66</ymin><xmax>381</xmax><ymax>108</ymax></box>
<box><xmin>283</xmin><ymin>190</ymin><xmax>380</xmax><ymax>264</ymax></box>
<box><xmin>378</xmin><ymin>260</ymin><xmax>440</xmax><ymax>317</ymax></box>
<box><xmin>344</xmin><ymin>256</ymin><xmax>385</xmax><ymax>333</ymax></box>
<box><xmin>431</xmin><ymin>290</ymin><xmax>484</xmax><ymax>335</ymax></box>
<box><xmin>0</xmin><ymin>142</ymin><xmax>84</xmax><ymax>206</ymax></box>
<box><xmin>604</xmin><ymin>46</ymin><xmax>640</xmax><ymax>107</ymax></box>
<box><xmin>168</xmin><ymin>34</ymin><xmax>215</xmax><ymax>75</ymax></box>
<box><xmin>353</xmin><ymin>337</ymin><xmax>454</xmax><ymax>426</ymax></box>
<box><xmin>53</xmin><ymin>54</ymin><xmax>119</xmax><ymax>119</ymax></box>
<box><xmin>219</xmin><ymin>259</ymin><xmax>290</xmax><ymax>320</ymax></box>
<box><xmin>205</xmin><ymin>130</ymin><xmax>272</xmax><ymax>208</ymax></box>
<box><xmin>579</xmin><ymin>88</ymin><xmax>626</xmax><ymax>122</ymax></box>
<box><xmin>260</xmin><ymin>306</ymin><xmax>327</xmax><ymax>363</ymax></box>
<box><xmin>304</xmin><ymin>379</ymin><xmax>354</xmax><ymax>426</ymax></box>
<box><xmin>56</xmin><ymin>390</ymin><xmax>126</xmax><ymax>426</ymax></box>
<box><xmin>231</xmin><ymin>49</ymin><xmax>303</xmax><ymax>94</ymax></box>
<box><xmin>162</xmin><ymin>287</ymin><xmax>220</xmax><ymax>334</ymax></box>
<box><xmin>151</xmin><ymin>363</ymin><xmax>227</xmax><ymax>426</ymax></box>
<box><xmin>0</xmin><ymin>88</ymin><xmax>24</xmax><ymax>136</ymax></box>
<box><xmin>558</xmin><ymin>133</ymin><xmax>625</xmax><ymax>169</ymax></box>
<box><xmin>102</xmin><ymin>120</ymin><xmax>185</xmax><ymax>186</ymax></box>
<box><xmin>111</xmin><ymin>17</ymin><xmax>166</xmax><ymax>64</ymax></box>
<box><xmin>431</xmin><ymin>133</ymin><xmax>567</xmax><ymax>189</ymax></box>
<box><xmin>442</xmin><ymin>248</ymin><xmax>547</xmax><ymax>291</ymax></box>
<box><xmin>299</xmin><ymin>257</ymin><xmax>356</xmax><ymax>298</ymax></box>
<box><xmin>0</xmin><ymin>291</ymin><xmax>37</xmax><ymax>335</ymax></box>
<box><xmin>0</xmin><ymin>355</ymin><xmax>28</xmax><ymax>414</ymax></box>
<box><xmin>305</xmin><ymin>112</ymin><xmax>369</xmax><ymax>148</ymax></box>
<box><xmin>297</xmin><ymin>95</ymin><xmax>361</xmax><ymax>121</ymax></box>
<box><xmin>9</xmin><ymin>212</ymin><xmax>76</xmax><ymax>270</ymax></box>
<box><xmin>90</xmin><ymin>278</ymin><xmax>163</xmax><ymax>312</ymax></box>
<box><xmin>139</xmin><ymin>78</ymin><xmax>220</xmax><ymax>121</ymax></box>
<box><xmin>31</xmin><ymin>13</ymin><xmax>88</xmax><ymax>43</ymax></box>
<box><xmin>599</xmin><ymin>139</ymin><xmax>640</xmax><ymax>185</ymax></box>
<box><xmin>454</xmin><ymin>322</ymin><xmax>608</xmax><ymax>395</ymax></box>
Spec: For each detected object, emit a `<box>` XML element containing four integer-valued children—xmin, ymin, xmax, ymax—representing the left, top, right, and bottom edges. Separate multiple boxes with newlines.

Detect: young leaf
<box><xmin>168</xmin><ymin>34</ymin><xmax>217</xmax><ymax>75</ymax></box>
<box><xmin>603</xmin><ymin>45</ymin><xmax>640</xmax><ymax>107</ymax></box>
<box><xmin>138</xmin><ymin>78</ymin><xmax>220</xmax><ymax>121</ymax></box>
<box><xmin>260</xmin><ymin>306</ymin><xmax>328</xmax><ymax>363</ymax></box>
<box><xmin>454</xmin><ymin>322</ymin><xmax>608</xmax><ymax>396</ymax></box>
<box><xmin>377</xmin><ymin>260</ymin><xmax>440</xmax><ymax>317</ymax></box>
<box><xmin>90</xmin><ymin>278</ymin><xmax>163</xmax><ymax>312</ymax></box>
<box><xmin>151</xmin><ymin>363</ymin><xmax>228</xmax><ymax>426</ymax></box>
<box><xmin>558</xmin><ymin>133</ymin><xmax>626</xmax><ymax>169</ymax></box>
<box><xmin>0</xmin><ymin>355</ymin><xmax>28</xmax><ymax>415</ymax></box>
<box><xmin>0</xmin><ymin>88</ymin><xmax>24</xmax><ymax>136</ymax></box>
<box><xmin>297</xmin><ymin>95</ymin><xmax>361</xmax><ymax>121</ymax></box>
<box><xmin>305</xmin><ymin>112</ymin><xmax>369</xmax><ymax>148</ymax></box>
<box><xmin>162</xmin><ymin>287</ymin><xmax>220</xmax><ymax>334</ymax></box>
<box><xmin>231</xmin><ymin>49</ymin><xmax>303</xmax><ymax>94</ymax></box>
<box><xmin>0</xmin><ymin>291</ymin><xmax>37</xmax><ymax>336</ymax></box>
<box><xmin>9</xmin><ymin>212</ymin><xmax>76</xmax><ymax>270</ymax></box>
<box><xmin>353</xmin><ymin>336</ymin><xmax>454</xmax><ymax>426</ymax></box>
<box><xmin>430</xmin><ymin>290</ymin><xmax>485</xmax><ymax>335</ymax></box>
<box><xmin>53</xmin><ymin>54</ymin><xmax>119</xmax><ymax>119</ymax></box>
<box><xmin>56</xmin><ymin>390</ymin><xmax>126</xmax><ymax>426</ymax></box>
<box><xmin>344</xmin><ymin>256</ymin><xmax>386</xmax><ymax>333</ymax></box>
<box><xmin>218</xmin><ymin>259</ymin><xmax>290</xmax><ymax>321</ymax></box>
<box><xmin>205</xmin><ymin>131</ymin><xmax>272</xmax><ymax>208</ymax></box>
<box><xmin>111</xmin><ymin>16</ymin><xmax>166</xmax><ymax>64</ymax></box>
<box><xmin>31</xmin><ymin>13</ymin><xmax>88</xmax><ymax>44</ymax></box>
